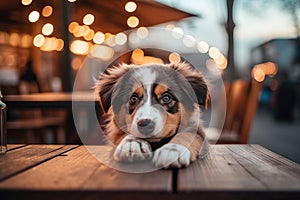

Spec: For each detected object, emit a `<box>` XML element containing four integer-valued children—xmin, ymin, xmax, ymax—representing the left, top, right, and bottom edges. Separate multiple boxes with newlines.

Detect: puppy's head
<box><xmin>96</xmin><ymin>62</ymin><xmax>209</xmax><ymax>142</ymax></box>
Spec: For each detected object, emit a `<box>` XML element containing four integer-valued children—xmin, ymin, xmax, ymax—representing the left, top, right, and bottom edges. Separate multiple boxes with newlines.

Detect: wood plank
<box><xmin>226</xmin><ymin>145</ymin><xmax>300</xmax><ymax>190</ymax></box>
<box><xmin>0</xmin><ymin>146</ymin><xmax>172</xmax><ymax>199</ymax></box>
<box><xmin>177</xmin><ymin>145</ymin><xmax>266</xmax><ymax>191</ymax></box>
<box><xmin>0</xmin><ymin>144</ymin><xmax>78</xmax><ymax>181</ymax></box>
<box><xmin>7</xmin><ymin>144</ymin><xmax>27</xmax><ymax>151</ymax></box>
<box><xmin>177</xmin><ymin>145</ymin><xmax>300</xmax><ymax>199</ymax></box>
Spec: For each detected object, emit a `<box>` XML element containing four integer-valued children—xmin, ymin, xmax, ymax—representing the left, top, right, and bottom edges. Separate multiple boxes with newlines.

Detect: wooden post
<box><xmin>59</xmin><ymin>0</ymin><xmax>72</xmax><ymax>92</ymax></box>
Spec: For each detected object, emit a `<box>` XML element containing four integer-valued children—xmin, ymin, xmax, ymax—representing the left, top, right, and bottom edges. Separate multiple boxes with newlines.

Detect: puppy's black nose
<box><xmin>137</xmin><ymin>119</ymin><xmax>155</xmax><ymax>135</ymax></box>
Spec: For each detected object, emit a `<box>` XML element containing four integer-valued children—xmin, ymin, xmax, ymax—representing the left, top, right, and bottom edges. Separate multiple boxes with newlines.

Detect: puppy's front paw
<box><xmin>152</xmin><ymin>144</ymin><xmax>191</xmax><ymax>168</ymax></box>
<box><xmin>114</xmin><ymin>135</ymin><xmax>152</xmax><ymax>162</ymax></box>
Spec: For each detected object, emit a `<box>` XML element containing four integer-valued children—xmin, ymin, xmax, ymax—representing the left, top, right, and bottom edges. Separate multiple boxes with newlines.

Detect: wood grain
<box><xmin>0</xmin><ymin>144</ymin><xmax>78</xmax><ymax>181</ymax></box>
<box><xmin>0</xmin><ymin>146</ymin><xmax>172</xmax><ymax>191</ymax></box>
<box><xmin>177</xmin><ymin>145</ymin><xmax>300</xmax><ymax>199</ymax></box>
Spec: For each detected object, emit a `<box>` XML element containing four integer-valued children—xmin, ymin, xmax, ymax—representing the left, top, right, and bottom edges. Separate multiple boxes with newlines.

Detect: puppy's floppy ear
<box><xmin>170</xmin><ymin>62</ymin><xmax>210</xmax><ymax>108</ymax></box>
<box><xmin>95</xmin><ymin>63</ymin><xmax>132</xmax><ymax>113</ymax></box>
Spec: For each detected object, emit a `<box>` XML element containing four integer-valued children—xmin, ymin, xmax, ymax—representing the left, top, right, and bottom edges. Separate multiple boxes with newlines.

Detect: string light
<box><xmin>42</xmin><ymin>6</ymin><xmax>53</xmax><ymax>17</ymax></box>
<box><xmin>28</xmin><ymin>11</ymin><xmax>40</xmax><ymax>23</ymax></box>
<box><xmin>21</xmin><ymin>0</ymin><xmax>32</xmax><ymax>6</ymax></box>
<box><xmin>42</xmin><ymin>23</ymin><xmax>54</xmax><ymax>36</ymax></box>
<box><xmin>93</xmin><ymin>32</ymin><xmax>105</xmax><ymax>44</ymax></box>
<box><xmin>136</xmin><ymin>27</ymin><xmax>148</xmax><ymax>39</ymax></box>
<box><xmin>125</xmin><ymin>1</ymin><xmax>137</xmax><ymax>12</ymax></box>
<box><xmin>83</xmin><ymin>14</ymin><xmax>95</xmax><ymax>25</ymax></box>
<box><xmin>127</xmin><ymin>16</ymin><xmax>139</xmax><ymax>28</ymax></box>
<box><xmin>115</xmin><ymin>32</ymin><xmax>127</xmax><ymax>45</ymax></box>
<box><xmin>33</xmin><ymin>34</ymin><xmax>45</xmax><ymax>47</ymax></box>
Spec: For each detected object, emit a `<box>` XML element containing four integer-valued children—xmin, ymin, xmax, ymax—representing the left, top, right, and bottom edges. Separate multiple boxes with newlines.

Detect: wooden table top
<box><xmin>0</xmin><ymin>144</ymin><xmax>299</xmax><ymax>200</ymax></box>
<box><xmin>3</xmin><ymin>91</ymin><xmax>98</xmax><ymax>108</ymax></box>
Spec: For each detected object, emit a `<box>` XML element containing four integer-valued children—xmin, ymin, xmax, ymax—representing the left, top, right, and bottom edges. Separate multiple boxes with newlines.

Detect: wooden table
<box><xmin>0</xmin><ymin>144</ymin><xmax>299</xmax><ymax>200</ymax></box>
<box><xmin>3</xmin><ymin>91</ymin><xmax>98</xmax><ymax>109</ymax></box>
<box><xmin>3</xmin><ymin>92</ymin><xmax>101</xmax><ymax>144</ymax></box>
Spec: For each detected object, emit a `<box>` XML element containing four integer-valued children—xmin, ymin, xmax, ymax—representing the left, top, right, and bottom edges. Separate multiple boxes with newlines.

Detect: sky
<box><xmin>157</xmin><ymin>0</ymin><xmax>297</xmax><ymax>71</ymax></box>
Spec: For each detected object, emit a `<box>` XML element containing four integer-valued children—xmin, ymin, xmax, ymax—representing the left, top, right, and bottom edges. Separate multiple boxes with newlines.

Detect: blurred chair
<box><xmin>5</xmin><ymin>82</ymin><xmax>66</xmax><ymax>144</ymax></box>
<box><xmin>207</xmin><ymin>79</ymin><xmax>263</xmax><ymax>144</ymax></box>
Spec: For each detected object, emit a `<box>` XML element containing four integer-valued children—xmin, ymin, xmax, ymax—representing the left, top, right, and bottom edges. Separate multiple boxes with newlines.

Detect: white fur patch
<box><xmin>152</xmin><ymin>143</ymin><xmax>191</xmax><ymax>168</ymax></box>
<box><xmin>130</xmin><ymin>67</ymin><xmax>164</xmax><ymax>138</ymax></box>
<box><xmin>114</xmin><ymin>135</ymin><xmax>152</xmax><ymax>162</ymax></box>
<box><xmin>134</xmin><ymin>68</ymin><xmax>157</xmax><ymax>85</ymax></box>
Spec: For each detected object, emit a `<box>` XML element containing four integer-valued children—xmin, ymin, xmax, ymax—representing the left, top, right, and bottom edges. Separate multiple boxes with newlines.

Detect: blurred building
<box><xmin>251</xmin><ymin>38</ymin><xmax>300</xmax><ymax>79</ymax></box>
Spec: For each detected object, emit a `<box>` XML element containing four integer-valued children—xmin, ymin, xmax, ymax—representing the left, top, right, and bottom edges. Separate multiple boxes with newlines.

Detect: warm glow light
<box><xmin>91</xmin><ymin>45</ymin><xmax>114</xmax><ymax>61</ymax></box>
<box><xmin>70</xmin><ymin>40</ymin><xmax>90</xmax><ymax>55</ymax></box>
<box><xmin>215</xmin><ymin>55</ymin><xmax>227</xmax><ymax>70</ymax></box>
<box><xmin>183</xmin><ymin>35</ymin><xmax>195</xmax><ymax>47</ymax></box>
<box><xmin>22</xmin><ymin>0</ymin><xmax>32</xmax><ymax>6</ymax></box>
<box><xmin>93</xmin><ymin>32</ymin><xmax>105</xmax><ymax>44</ymax></box>
<box><xmin>42</xmin><ymin>6</ymin><xmax>53</xmax><ymax>17</ymax></box>
<box><xmin>197</xmin><ymin>41</ymin><xmax>209</xmax><ymax>53</ymax></box>
<box><xmin>115</xmin><ymin>32</ymin><xmax>127</xmax><ymax>45</ymax></box>
<box><xmin>131</xmin><ymin>48</ymin><xmax>144</xmax><ymax>64</ymax></box>
<box><xmin>171</xmin><ymin>27</ymin><xmax>183</xmax><ymax>39</ymax></box>
<box><xmin>105</xmin><ymin>35</ymin><xmax>116</xmax><ymax>47</ymax></box>
<box><xmin>33</xmin><ymin>34</ymin><xmax>45</xmax><ymax>47</ymax></box>
<box><xmin>169</xmin><ymin>52</ymin><xmax>181</xmax><ymax>64</ymax></box>
<box><xmin>68</xmin><ymin>0</ymin><xmax>77</xmax><ymax>2</ymax></box>
<box><xmin>137</xmin><ymin>27</ymin><xmax>148</xmax><ymax>39</ymax></box>
<box><xmin>40</xmin><ymin>37</ymin><xmax>57</xmax><ymax>51</ymax></box>
<box><xmin>127</xmin><ymin>16</ymin><xmax>139</xmax><ymax>28</ymax></box>
<box><xmin>20</xmin><ymin>34</ymin><xmax>32</xmax><ymax>48</ymax></box>
<box><xmin>80</xmin><ymin>25</ymin><xmax>90</xmax><ymax>37</ymax></box>
<box><xmin>125</xmin><ymin>1</ymin><xmax>137</xmax><ymax>12</ymax></box>
<box><xmin>72</xmin><ymin>57</ymin><xmax>82</xmax><ymax>70</ymax></box>
<box><xmin>56</xmin><ymin>38</ymin><xmax>64</xmax><ymax>51</ymax></box>
<box><xmin>142</xmin><ymin>56</ymin><xmax>164</xmax><ymax>64</ymax></box>
<box><xmin>9</xmin><ymin>33</ymin><xmax>20</xmax><ymax>47</ymax></box>
<box><xmin>254</xmin><ymin>62</ymin><xmax>278</xmax><ymax>76</ymax></box>
<box><xmin>84</xmin><ymin>29</ymin><xmax>95</xmax><ymax>41</ymax></box>
<box><xmin>252</xmin><ymin>67</ymin><xmax>265</xmax><ymax>82</ymax></box>
<box><xmin>208</xmin><ymin>47</ymin><xmax>221</xmax><ymax>59</ymax></box>
<box><xmin>28</xmin><ymin>11</ymin><xmax>40</xmax><ymax>23</ymax></box>
<box><xmin>42</xmin><ymin>23</ymin><xmax>54</xmax><ymax>36</ymax></box>
<box><xmin>68</xmin><ymin>22</ymin><xmax>79</xmax><ymax>33</ymax></box>
<box><xmin>83</xmin><ymin>14</ymin><xmax>95</xmax><ymax>25</ymax></box>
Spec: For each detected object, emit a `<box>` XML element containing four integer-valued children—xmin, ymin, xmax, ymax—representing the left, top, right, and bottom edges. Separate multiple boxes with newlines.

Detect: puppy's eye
<box><xmin>129</xmin><ymin>93</ymin><xmax>139</xmax><ymax>104</ymax></box>
<box><xmin>161</xmin><ymin>92</ymin><xmax>172</xmax><ymax>104</ymax></box>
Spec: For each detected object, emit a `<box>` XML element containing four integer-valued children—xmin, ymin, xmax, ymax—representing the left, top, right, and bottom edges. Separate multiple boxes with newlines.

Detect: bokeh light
<box><xmin>125</xmin><ymin>1</ymin><xmax>137</xmax><ymax>12</ymax></box>
<box><xmin>93</xmin><ymin>32</ymin><xmax>105</xmax><ymax>44</ymax></box>
<box><xmin>137</xmin><ymin>27</ymin><xmax>149</xmax><ymax>39</ymax></box>
<box><xmin>42</xmin><ymin>6</ymin><xmax>53</xmax><ymax>17</ymax></box>
<box><xmin>183</xmin><ymin>35</ymin><xmax>195</xmax><ymax>47</ymax></box>
<box><xmin>83</xmin><ymin>14</ymin><xmax>95</xmax><ymax>25</ymax></box>
<box><xmin>68</xmin><ymin>22</ymin><xmax>79</xmax><ymax>33</ymax></box>
<box><xmin>70</xmin><ymin>40</ymin><xmax>90</xmax><ymax>55</ymax></box>
<box><xmin>42</xmin><ymin>23</ymin><xmax>54</xmax><ymax>36</ymax></box>
<box><xmin>33</xmin><ymin>34</ymin><xmax>45</xmax><ymax>47</ymax></box>
<box><xmin>197</xmin><ymin>41</ymin><xmax>209</xmax><ymax>53</ymax></box>
<box><xmin>127</xmin><ymin>16</ymin><xmax>139</xmax><ymax>28</ymax></box>
<box><xmin>91</xmin><ymin>45</ymin><xmax>114</xmax><ymax>61</ymax></box>
<box><xmin>171</xmin><ymin>27</ymin><xmax>183</xmax><ymax>39</ymax></box>
<box><xmin>28</xmin><ymin>11</ymin><xmax>40</xmax><ymax>23</ymax></box>
<box><xmin>115</xmin><ymin>32</ymin><xmax>127</xmax><ymax>45</ymax></box>
<box><xmin>21</xmin><ymin>0</ymin><xmax>32</xmax><ymax>6</ymax></box>
<box><xmin>168</xmin><ymin>52</ymin><xmax>181</xmax><ymax>64</ymax></box>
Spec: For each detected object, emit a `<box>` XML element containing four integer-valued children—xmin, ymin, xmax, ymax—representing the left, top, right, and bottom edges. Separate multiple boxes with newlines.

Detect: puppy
<box><xmin>96</xmin><ymin>62</ymin><xmax>210</xmax><ymax>168</ymax></box>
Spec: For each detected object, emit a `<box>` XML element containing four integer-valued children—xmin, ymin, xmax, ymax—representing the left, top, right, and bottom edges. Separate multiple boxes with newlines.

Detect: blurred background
<box><xmin>0</xmin><ymin>0</ymin><xmax>299</xmax><ymax>163</ymax></box>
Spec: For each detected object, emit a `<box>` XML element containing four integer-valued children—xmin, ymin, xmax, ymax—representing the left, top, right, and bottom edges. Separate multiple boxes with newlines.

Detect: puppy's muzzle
<box><xmin>137</xmin><ymin>119</ymin><xmax>155</xmax><ymax>135</ymax></box>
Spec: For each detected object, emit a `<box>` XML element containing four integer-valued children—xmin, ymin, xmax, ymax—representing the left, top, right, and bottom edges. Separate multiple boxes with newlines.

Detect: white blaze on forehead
<box><xmin>130</xmin><ymin>67</ymin><xmax>164</xmax><ymax>138</ymax></box>
<box><xmin>134</xmin><ymin>67</ymin><xmax>157</xmax><ymax>85</ymax></box>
